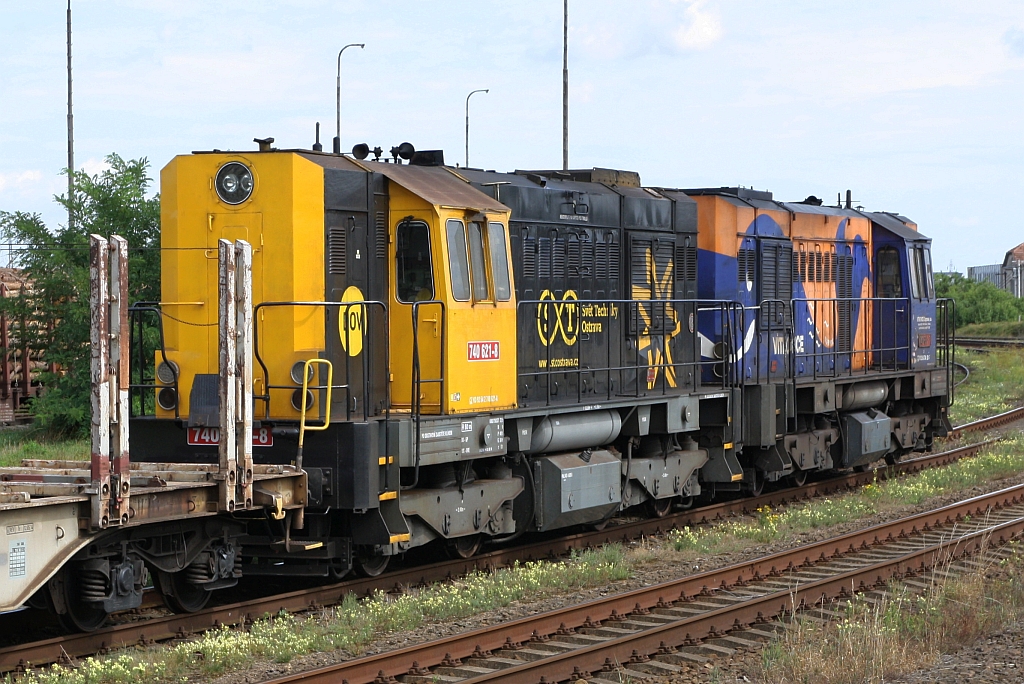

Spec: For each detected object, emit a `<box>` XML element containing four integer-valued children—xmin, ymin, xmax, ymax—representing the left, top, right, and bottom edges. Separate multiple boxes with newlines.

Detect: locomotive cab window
<box><xmin>876</xmin><ymin>247</ymin><xmax>902</xmax><ymax>299</ymax></box>
<box><xmin>396</xmin><ymin>220</ymin><xmax>434</xmax><ymax>303</ymax></box>
<box><xmin>488</xmin><ymin>222</ymin><xmax>511</xmax><ymax>301</ymax></box>
<box><xmin>468</xmin><ymin>221</ymin><xmax>490</xmax><ymax>301</ymax></box>
<box><xmin>447</xmin><ymin>219</ymin><xmax>471</xmax><ymax>301</ymax></box>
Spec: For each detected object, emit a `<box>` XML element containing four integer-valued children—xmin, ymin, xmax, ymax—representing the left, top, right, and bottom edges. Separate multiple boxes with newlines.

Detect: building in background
<box><xmin>966</xmin><ymin>242</ymin><xmax>1024</xmax><ymax>297</ymax></box>
<box><xmin>968</xmin><ymin>263</ymin><xmax>1003</xmax><ymax>287</ymax></box>
<box><xmin>1001</xmin><ymin>243</ymin><xmax>1024</xmax><ymax>298</ymax></box>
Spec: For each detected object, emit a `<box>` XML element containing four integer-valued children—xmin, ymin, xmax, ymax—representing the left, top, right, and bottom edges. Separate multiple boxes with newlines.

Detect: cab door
<box><xmin>390</xmin><ymin>217</ymin><xmax>443</xmax><ymax>413</ymax></box>
<box><xmin>907</xmin><ymin>242</ymin><xmax>937</xmax><ymax>368</ymax></box>
<box><xmin>874</xmin><ymin>245</ymin><xmax>908</xmax><ymax>369</ymax></box>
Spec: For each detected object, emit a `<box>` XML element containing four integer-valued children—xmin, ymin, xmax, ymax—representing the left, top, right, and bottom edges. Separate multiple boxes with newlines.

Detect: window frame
<box><xmin>467</xmin><ymin>220</ymin><xmax>491</xmax><ymax>302</ymax></box>
<box><xmin>487</xmin><ymin>221</ymin><xmax>512</xmax><ymax>302</ymax></box>
<box><xmin>446</xmin><ymin>218</ymin><xmax>471</xmax><ymax>302</ymax></box>
<box><xmin>395</xmin><ymin>219</ymin><xmax>435</xmax><ymax>304</ymax></box>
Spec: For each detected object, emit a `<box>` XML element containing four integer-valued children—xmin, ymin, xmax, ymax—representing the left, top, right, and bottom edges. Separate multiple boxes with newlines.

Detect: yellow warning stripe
<box><xmin>389</xmin><ymin>533</ymin><xmax>411</xmax><ymax>543</ymax></box>
<box><xmin>378</xmin><ymin>456</ymin><xmax>394</xmax><ymax>465</ymax></box>
<box><xmin>379</xmin><ymin>491</ymin><xmax>398</xmax><ymax>501</ymax></box>
<box><xmin>723</xmin><ymin>442</ymin><xmax>734</xmax><ymax>450</ymax></box>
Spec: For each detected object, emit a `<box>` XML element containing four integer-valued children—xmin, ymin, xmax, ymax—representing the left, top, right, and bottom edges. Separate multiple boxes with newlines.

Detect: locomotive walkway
<box><xmin>1</xmin><ymin>408</ymin><xmax>1020</xmax><ymax>674</ymax></box>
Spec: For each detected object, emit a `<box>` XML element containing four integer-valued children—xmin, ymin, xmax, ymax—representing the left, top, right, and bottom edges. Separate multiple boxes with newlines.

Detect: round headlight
<box><xmin>215</xmin><ymin>162</ymin><xmax>254</xmax><ymax>205</ymax></box>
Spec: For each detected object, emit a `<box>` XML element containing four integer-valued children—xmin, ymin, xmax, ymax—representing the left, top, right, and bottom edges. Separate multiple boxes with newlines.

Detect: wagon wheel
<box><xmin>156</xmin><ymin>570</ymin><xmax>211</xmax><ymax>613</ymax></box>
<box><xmin>50</xmin><ymin>568</ymin><xmax>108</xmax><ymax>632</ymax></box>
<box><xmin>354</xmin><ymin>552</ymin><xmax>390</xmax><ymax>577</ymax></box>
<box><xmin>745</xmin><ymin>470</ymin><xmax>765</xmax><ymax>497</ymax></box>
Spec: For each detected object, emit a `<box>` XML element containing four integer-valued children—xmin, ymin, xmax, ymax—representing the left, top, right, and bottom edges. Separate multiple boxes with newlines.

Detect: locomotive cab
<box><xmin>870</xmin><ymin>213</ymin><xmax>937</xmax><ymax>370</ymax></box>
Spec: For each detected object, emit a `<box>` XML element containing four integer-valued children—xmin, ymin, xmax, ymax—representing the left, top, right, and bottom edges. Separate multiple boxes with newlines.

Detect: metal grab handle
<box><xmin>296</xmin><ymin>358</ymin><xmax>334</xmax><ymax>470</ymax></box>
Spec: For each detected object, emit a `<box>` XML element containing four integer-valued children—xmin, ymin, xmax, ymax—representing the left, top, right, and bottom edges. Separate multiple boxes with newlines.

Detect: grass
<box><xmin>664</xmin><ymin>433</ymin><xmax>1024</xmax><ymax>558</ymax></box>
<box><xmin>949</xmin><ymin>347</ymin><xmax>1024</xmax><ymax>425</ymax></box>
<box><xmin>0</xmin><ymin>430</ymin><xmax>87</xmax><ymax>468</ymax></box>
<box><xmin>759</xmin><ymin>542</ymin><xmax>1024</xmax><ymax>683</ymax></box>
<box><xmin>958</xmin><ymin>320</ymin><xmax>1024</xmax><ymax>338</ymax></box>
<box><xmin>10</xmin><ymin>431</ymin><xmax>1024</xmax><ymax>683</ymax></box>
<box><xmin>7</xmin><ymin>546</ymin><xmax>630</xmax><ymax>684</ymax></box>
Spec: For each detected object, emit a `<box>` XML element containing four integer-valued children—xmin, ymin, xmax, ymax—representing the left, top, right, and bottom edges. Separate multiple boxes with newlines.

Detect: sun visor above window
<box><xmin>868</xmin><ymin>212</ymin><xmax>928</xmax><ymax>242</ymax></box>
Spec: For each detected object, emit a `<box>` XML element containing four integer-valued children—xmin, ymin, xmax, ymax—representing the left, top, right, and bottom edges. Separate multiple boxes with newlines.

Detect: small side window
<box><xmin>396</xmin><ymin>221</ymin><xmax>433</xmax><ymax>303</ymax></box>
<box><xmin>876</xmin><ymin>246</ymin><xmax>902</xmax><ymax>299</ymax></box>
<box><xmin>920</xmin><ymin>246</ymin><xmax>934</xmax><ymax>299</ymax></box>
<box><xmin>468</xmin><ymin>221</ymin><xmax>490</xmax><ymax>300</ymax></box>
<box><xmin>908</xmin><ymin>247</ymin><xmax>921</xmax><ymax>299</ymax></box>
<box><xmin>446</xmin><ymin>219</ymin><xmax>471</xmax><ymax>301</ymax></box>
<box><xmin>488</xmin><ymin>222</ymin><xmax>512</xmax><ymax>301</ymax></box>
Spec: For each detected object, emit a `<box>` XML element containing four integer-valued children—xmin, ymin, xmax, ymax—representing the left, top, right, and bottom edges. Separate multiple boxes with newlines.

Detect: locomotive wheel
<box><xmin>646</xmin><ymin>496</ymin><xmax>674</xmax><ymax>518</ymax></box>
<box><xmin>328</xmin><ymin>558</ymin><xmax>351</xmax><ymax>581</ymax></box>
<box><xmin>788</xmin><ymin>469</ymin><xmax>808</xmax><ymax>487</ymax></box>
<box><xmin>51</xmin><ymin>569</ymin><xmax>108</xmax><ymax>632</ymax></box>
<box><xmin>745</xmin><ymin>471</ymin><xmax>765</xmax><ymax>497</ymax></box>
<box><xmin>447</xmin><ymin>534</ymin><xmax>483</xmax><ymax>559</ymax></box>
<box><xmin>156</xmin><ymin>570</ymin><xmax>211</xmax><ymax>613</ymax></box>
<box><xmin>354</xmin><ymin>553</ymin><xmax>390</xmax><ymax>577</ymax></box>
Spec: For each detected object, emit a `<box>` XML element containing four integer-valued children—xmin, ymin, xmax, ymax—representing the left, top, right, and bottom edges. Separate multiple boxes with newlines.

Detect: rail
<box><xmin>252</xmin><ymin>300</ymin><xmax>388</xmax><ymax>422</ymax></box>
<box><xmin>515</xmin><ymin>297</ymin><xmax>746</xmax><ymax>408</ymax></box>
<box><xmin>790</xmin><ymin>296</ymin><xmax>911</xmax><ymax>379</ymax></box>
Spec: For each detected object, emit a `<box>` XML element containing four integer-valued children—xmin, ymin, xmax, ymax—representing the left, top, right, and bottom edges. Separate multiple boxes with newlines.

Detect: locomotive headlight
<box><xmin>215</xmin><ymin>162</ymin><xmax>254</xmax><ymax>205</ymax></box>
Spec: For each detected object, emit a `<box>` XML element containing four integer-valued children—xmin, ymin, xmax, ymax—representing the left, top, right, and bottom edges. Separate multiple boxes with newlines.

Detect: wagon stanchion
<box><xmin>216</xmin><ymin>239</ymin><xmax>255</xmax><ymax>514</ymax></box>
<box><xmin>88</xmin><ymin>234</ymin><xmax>131</xmax><ymax>530</ymax></box>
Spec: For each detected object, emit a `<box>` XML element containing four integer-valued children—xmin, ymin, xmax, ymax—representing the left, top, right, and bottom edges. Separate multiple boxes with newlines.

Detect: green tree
<box><xmin>0</xmin><ymin>155</ymin><xmax>160</xmax><ymax>435</ymax></box>
<box><xmin>935</xmin><ymin>272</ymin><xmax>1024</xmax><ymax>327</ymax></box>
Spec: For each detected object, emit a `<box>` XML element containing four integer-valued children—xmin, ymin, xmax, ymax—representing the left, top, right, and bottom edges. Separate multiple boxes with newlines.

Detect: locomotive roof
<box><xmin>292</xmin><ymin>152</ymin><xmax>510</xmax><ymax>213</ymax></box>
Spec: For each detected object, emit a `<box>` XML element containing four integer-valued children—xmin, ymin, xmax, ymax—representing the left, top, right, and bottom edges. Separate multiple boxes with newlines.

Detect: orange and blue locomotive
<box><xmin>121</xmin><ymin>140</ymin><xmax>951</xmax><ymax>601</ymax></box>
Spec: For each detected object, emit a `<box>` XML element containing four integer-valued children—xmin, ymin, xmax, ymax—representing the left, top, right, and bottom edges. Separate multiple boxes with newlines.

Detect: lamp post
<box><xmin>335</xmin><ymin>43</ymin><xmax>364</xmax><ymax>154</ymax></box>
<box><xmin>465</xmin><ymin>89</ymin><xmax>489</xmax><ymax>168</ymax></box>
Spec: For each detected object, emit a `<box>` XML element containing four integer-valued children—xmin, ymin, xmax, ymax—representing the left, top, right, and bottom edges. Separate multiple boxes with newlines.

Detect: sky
<box><xmin>1</xmin><ymin>0</ymin><xmax>1023</xmax><ymax>272</ymax></box>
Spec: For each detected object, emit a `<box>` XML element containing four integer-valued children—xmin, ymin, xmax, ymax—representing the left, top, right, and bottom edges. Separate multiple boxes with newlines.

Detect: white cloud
<box><xmin>0</xmin><ymin>170</ymin><xmax>43</xmax><ymax>193</ymax></box>
<box><xmin>672</xmin><ymin>0</ymin><xmax>722</xmax><ymax>50</ymax></box>
<box><xmin>79</xmin><ymin>158</ymin><xmax>111</xmax><ymax>176</ymax></box>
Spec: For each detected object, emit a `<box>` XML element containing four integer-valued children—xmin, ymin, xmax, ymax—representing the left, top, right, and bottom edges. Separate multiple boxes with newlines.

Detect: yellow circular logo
<box><xmin>338</xmin><ymin>286</ymin><xmax>365</xmax><ymax>356</ymax></box>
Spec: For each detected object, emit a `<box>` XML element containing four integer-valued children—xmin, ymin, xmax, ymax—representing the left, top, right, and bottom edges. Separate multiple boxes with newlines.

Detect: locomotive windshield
<box><xmin>468</xmin><ymin>221</ymin><xmax>490</xmax><ymax>300</ymax></box>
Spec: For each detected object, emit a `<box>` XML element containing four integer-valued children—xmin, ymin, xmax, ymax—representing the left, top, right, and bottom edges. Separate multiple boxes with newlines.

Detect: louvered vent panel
<box><xmin>631</xmin><ymin>239</ymin><xmax>653</xmax><ymax>292</ymax></box>
<box><xmin>595</xmin><ymin>241</ymin><xmax>608</xmax><ymax>279</ymax></box>
<box><xmin>676</xmin><ymin>242</ymin><xmax>697</xmax><ymax>282</ymax></box>
<box><xmin>328</xmin><ymin>225</ymin><xmax>346</xmax><ymax>275</ymax></box>
<box><xmin>552</xmin><ymin>237</ymin><xmax>567</xmax><ymax>278</ymax></box>
<box><xmin>538</xmin><ymin>237</ymin><xmax>551</xmax><ymax>279</ymax></box>
<box><xmin>607</xmin><ymin>238</ymin><xmax>620</xmax><ymax>280</ymax></box>
<box><xmin>568</xmin><ymin>237</ymin><xmax>581</xmax><ymax>275</ymax></box>
<box><xmin>375</xmin><ymin>212</ymin><xmax>386</xmax><ymax>258</ymax></box>
<box><xmin>522</xmin><ymin>236</ymin><xmax>537</xmax><ymax>279</ymax></box>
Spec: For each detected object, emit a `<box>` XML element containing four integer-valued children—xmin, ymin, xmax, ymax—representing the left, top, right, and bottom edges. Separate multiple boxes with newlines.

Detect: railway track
<box><xmin>1</xmin><ymin>409</ymin><xmax>1019</xmax><ymax>674</ymax></box>
<box><xmin>265</xmin><ymin>483</ymin><xmax>1024</xmax><ymax>684</ymax></box>
<box><xmin>955</xmin><ymin>337</ymin><xmax>1024</xmax><ymax>349</ymax></box>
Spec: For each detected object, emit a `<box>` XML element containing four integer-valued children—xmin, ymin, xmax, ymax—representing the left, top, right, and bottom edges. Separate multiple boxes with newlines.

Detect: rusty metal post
<box><xmin>234</xmin><ymin>240</ymin><xmax>254</xmax><ymax>509</ymax></box>
<box><xmin>108</xmin><ymin>236</ymin><xmax>131</xmax><ymax>526</ymax></box>
<box><xmin>217</xmin><ymin>239</ymin><xmax>238</xmax><ymax>512</ymax></box>
<box><xmin>89</xmin><ymin>234</ymin><xmax>112</xmax><ymax>528</ymax></box>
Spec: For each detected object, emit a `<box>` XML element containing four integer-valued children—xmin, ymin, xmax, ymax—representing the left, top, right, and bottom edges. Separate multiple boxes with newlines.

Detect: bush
<box><xmin>0</xmin><ymin>156</ymin><xmax>160</xmax><ymax>436</ymax></box>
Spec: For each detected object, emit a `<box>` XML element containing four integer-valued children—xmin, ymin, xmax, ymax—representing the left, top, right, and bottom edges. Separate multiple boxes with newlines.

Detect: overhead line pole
<box><xmin>562</xmin><ymin>0</ymin><xmax>568</xmax><ymax>171</ymax></box>
<box><xmin>67</xmin><ymin>0</ymin><xmax>74</xmax><ymax>228</ymax></box>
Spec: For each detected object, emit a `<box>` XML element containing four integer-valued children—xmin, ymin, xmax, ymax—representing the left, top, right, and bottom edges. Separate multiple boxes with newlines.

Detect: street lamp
<box><xmin>335</xmin><ymin>43</ymin><xmax>364</xmax><ymax>154</ymax></box>
<box><xmin>465</xmin><ymin>88</ymin><xmax>489</xmax><ymax>168</ymax></box>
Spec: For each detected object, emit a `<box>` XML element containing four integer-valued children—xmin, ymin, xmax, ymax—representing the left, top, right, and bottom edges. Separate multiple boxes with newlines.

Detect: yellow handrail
<box><xmin>295</xmin><ymin>358</ymin><xmax>333</xmax><ymax>470</ymax></box>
